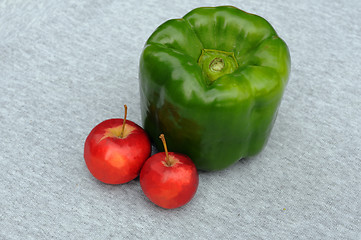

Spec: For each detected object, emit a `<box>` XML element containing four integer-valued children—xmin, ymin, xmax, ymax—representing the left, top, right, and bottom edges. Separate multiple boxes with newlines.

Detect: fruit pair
<box><xmin>84</xmin><ymin>105</ymin><xmax>199</xmax><ymax>209</ymax></box>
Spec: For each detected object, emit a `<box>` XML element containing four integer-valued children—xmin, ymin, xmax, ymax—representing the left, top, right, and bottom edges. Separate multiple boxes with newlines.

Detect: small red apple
<box><xmin>140</xmin><ymin>134</ymin><xmax>199</xmax><ymax>209</ymax></box>
<box><xmin>84</xmin><ymin>105</ymin><xmax>151</xmax><ymax>184</ymax></box>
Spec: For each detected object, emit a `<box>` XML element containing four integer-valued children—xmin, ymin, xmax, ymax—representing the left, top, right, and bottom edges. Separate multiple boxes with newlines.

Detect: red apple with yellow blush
<box><xmin>84</xmin><ymin>105</ymin><xmax>151</xmax><ymax>184</ymax></box>
<box><xmin>140</xmin><ymin>134</ymin><xmax>199</xmax><ymax>209</ymax></box>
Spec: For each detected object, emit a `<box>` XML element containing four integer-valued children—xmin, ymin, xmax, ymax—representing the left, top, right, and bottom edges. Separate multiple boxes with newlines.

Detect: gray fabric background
<box><xmin>1</xmin><ymin>0</ymin><xmax>360</xmax><ymax>239</ymax></box>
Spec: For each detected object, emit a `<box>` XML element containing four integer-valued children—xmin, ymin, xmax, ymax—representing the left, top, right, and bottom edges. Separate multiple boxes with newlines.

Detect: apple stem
<box><xmin>120</xmin><ymin>104</ymin><xmax>127</xmax><ymax>138</ymax></box>
<box><xmin>159</xmin><ymin>134</ymin><xmax>170</xmax><ymax>165</ymax></box>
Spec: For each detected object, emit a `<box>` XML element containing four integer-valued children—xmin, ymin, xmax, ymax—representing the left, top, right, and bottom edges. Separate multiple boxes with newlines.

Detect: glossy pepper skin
<box><xmin>139</xmin><ymin>6</ymin><xmax>290</xmax><ymax>171</ymax></box>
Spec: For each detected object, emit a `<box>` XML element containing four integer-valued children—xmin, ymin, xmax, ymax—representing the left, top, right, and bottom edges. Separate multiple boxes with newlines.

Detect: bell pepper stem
<box><xmin>209</xmin><ymin>58</ymin><xmax>225</xmax><ymax>71</ymax></box>
<box><xmin>198</xmin><ymin>49</ymin><xmax>238</xmax><ymax>84</ymax></box>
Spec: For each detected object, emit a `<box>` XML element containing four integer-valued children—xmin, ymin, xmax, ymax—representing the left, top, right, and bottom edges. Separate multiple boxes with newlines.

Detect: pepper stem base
<box><xmin>198</xmin><ymin>49</ymin><xmax>238</xmax><ymax>84</ymax></box>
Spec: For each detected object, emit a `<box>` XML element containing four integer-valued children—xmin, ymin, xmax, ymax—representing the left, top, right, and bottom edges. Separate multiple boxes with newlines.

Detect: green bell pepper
<box><xmin>139</xmin><ymin>6</ymin><xmax>290</xmax><ymax>171</ymax></box>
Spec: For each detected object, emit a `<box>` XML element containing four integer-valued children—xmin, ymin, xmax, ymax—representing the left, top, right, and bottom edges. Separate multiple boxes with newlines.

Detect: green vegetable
<box><xmin>139</xmin><ymin>6</ymin><xmax>291</xmax><ymax>171</ymax></box>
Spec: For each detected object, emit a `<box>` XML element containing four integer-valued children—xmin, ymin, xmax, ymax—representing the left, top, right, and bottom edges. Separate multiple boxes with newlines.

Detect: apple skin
<box><xmin>84</xmin><ymin>118</ymin><xmax>151</xmax><ymax>184</ymax></box>
<box><xmin>140</xmin><ymin>152</ymin><xmax>199</xmax><ymax>209</ymax></box>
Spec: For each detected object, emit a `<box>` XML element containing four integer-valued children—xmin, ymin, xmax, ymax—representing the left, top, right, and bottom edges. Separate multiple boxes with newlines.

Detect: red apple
<box><xmin>84</xmin><ymin>105</ymin><xmax>151</xmax><ymax>184</ymax></box>
<box><xmin>140</xmin><ymin>134</ymin><xmax>199</xmax><ymax>209</ymax></box>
